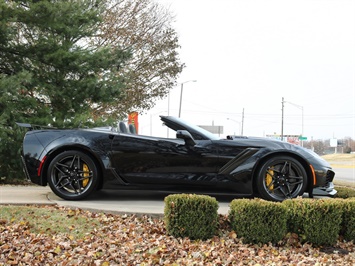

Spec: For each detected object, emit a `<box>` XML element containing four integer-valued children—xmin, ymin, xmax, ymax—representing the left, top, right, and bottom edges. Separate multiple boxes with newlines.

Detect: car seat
<box><xmin>119</xmin><ymin>122</ymin><xmax>128</xmax><ymax>133</ymax></box>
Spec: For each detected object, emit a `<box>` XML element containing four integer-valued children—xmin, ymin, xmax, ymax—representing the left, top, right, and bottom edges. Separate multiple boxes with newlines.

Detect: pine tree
<box><xmin>0</xmin><ymin>0</ymin><xmax>130</xmax><ymax>179</ymax></box>
<box><xmin>1</xmin><ymin>0</ymin><xmax>130</xmax><ymax>127</ymax></box>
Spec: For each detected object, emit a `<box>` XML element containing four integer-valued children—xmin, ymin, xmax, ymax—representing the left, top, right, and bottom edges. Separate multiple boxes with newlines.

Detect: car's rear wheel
<box><xmin>256</xmin><ymin>156</ymin><xmax>307</xmax><ymax>201</ymax></box>
<box><xmin>47</xmin><ymin>150</ymin><xmax>99</xmax><ymax>200</ymax></box>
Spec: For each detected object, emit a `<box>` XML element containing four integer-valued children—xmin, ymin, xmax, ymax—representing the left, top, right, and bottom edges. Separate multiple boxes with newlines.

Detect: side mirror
<box><xmin>176</xmin><ymin>130</ymin><xmax>196</xmax><ymax>146</ymax></box>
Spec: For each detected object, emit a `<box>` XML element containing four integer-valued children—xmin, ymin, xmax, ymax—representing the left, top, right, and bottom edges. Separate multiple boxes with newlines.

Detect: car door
<box><xmin>110</xmin><ymin>133</ymin><xmax>221</xmax><ymax>186</ymax></box>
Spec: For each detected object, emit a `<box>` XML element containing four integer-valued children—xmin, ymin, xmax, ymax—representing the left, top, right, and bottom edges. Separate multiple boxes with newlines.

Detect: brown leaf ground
<box><xmin>1</xmin><ymin>205</ymin><xmax>355</xmax><ymax>265</ymax></box>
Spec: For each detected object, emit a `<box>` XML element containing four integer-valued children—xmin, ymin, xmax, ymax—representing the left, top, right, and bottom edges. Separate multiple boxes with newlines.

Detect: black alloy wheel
<box><xmin>47</xmin><ymin>151</ymin><xmax>99</xmax><ymax>200</ymax></box>
<box><xmin>256</xmin><ymin>156</ymin><xmax>307</xmax><ymax>201</ymax></box>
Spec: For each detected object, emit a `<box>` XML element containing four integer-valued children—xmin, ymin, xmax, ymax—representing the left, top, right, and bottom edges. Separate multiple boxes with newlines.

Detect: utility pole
<box><xmin>241</xmin><ymin>108</ymin><xmax>244</xmax><ymax>136</ymax></box>
<box><xmin>281</xmin><ymin>97</ymin><xmax>284</xmax><ymax>141</ymax></box>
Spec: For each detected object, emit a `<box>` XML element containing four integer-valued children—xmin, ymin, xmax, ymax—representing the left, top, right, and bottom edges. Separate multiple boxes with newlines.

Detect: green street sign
<box><xmin>299</xmin><ymin>136</ymin><xmax>307</xmax><ymax>140</ymax></box>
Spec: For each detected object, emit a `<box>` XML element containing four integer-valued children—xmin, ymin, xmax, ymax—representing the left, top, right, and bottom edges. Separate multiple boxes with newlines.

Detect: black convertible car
<box><xmin>19</xmin><ymin>116</ymin><xmax>336</xmax><ymax>201</ymax></box>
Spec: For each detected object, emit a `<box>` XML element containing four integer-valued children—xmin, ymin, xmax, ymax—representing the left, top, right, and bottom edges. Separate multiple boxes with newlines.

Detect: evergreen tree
<box><xmin>0</xmin><ymin>0</ymin><xmax>130</xmax><ymax>179</ymax></box>
<box><xmin>1</xmin><ymin>0</ymin><xmax>130</xmax><ymax>127</ymax></box>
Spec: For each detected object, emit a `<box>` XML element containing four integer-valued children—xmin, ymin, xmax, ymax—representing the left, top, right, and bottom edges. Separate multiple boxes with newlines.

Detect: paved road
<box><xmin>332</xmin><ymin>165</ymin><xmax>355</xmax><ymax>183</ymax></box>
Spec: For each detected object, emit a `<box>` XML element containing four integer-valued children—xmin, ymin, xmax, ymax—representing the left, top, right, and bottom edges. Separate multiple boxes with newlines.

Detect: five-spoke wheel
<box><xmin>256</xmin><ymin>156</ymin><xmax>307</xmax><ymax>201</ymax></box>
<box><xmin>47</xmin><ymin>151</ymin><xmax>99</xmax><ymax>200</ymax></box>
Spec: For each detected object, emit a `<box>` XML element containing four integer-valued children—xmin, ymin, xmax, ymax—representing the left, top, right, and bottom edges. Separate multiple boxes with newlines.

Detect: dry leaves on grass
<box><xmin>1</xmin><ymin>205</ymin><xmax>355</xmax><ymax>265</ymax></box>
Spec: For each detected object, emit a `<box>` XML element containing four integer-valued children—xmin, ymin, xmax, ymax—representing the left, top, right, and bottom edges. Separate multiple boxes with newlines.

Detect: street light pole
<box><xmin>227</xmin><ymin>118</ymin><xmax>242</xmax><ymax>135</ymax></box>
<box><xmin>282</xmin><ymin>97</ymin><xmax>304</xmax><ymax>146</ymax></box>
<box><xmin>178</xmin><ymin>83</ymin><xmax>184</xmax><ymax>118</ymax></box>
<box><xmin>178</xmin><ymin>80</ymin><xmax>197</xmax><ymax>118</ymax></box>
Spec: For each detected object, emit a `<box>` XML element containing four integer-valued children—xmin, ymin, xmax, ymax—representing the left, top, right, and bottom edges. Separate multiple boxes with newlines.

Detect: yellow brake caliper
<box><xmin>82</xmin><ymin>164</ymin><xmax>89</xmax><ymax>187</ymax></box>
<box><xmin>266</xmin><ymin>168</ymin><xmax>274</xmax><ymax>191</ymax></box>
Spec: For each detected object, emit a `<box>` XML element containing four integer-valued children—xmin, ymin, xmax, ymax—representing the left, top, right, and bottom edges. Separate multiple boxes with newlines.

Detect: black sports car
<box><xmin>19</xmin><ymin>116</ymin><xmax>336</xmax><ymax>201</ymax></box>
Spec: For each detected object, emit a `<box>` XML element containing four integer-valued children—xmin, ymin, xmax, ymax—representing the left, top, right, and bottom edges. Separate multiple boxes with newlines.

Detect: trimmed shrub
<box><xmin>283</xmin><ymin>199</ymin><xmax>306</xmax><ymax>236</ymax></box>
<box><xmin>229</xmin><ymin>198</ymin><xmax>288</xmax><ymax>244</ymax></box>
<box><xmin>164</xmin><ymin>194</ymin><xmax>219</xmax><ymax>240</ymax></box>
<box><xmin>283</xmin><ymin>198</ymin><xmax>343</xmax><ymax>246</ymax></box>
<box><xmin>335</xmin><ymin>187</ymin><xmax>355</xmax><ymax>199</ymax></box>
<box><xmin>341</xmin><ymin>198</ymin><xmax>355</xmax><ymax>241</ymax></box>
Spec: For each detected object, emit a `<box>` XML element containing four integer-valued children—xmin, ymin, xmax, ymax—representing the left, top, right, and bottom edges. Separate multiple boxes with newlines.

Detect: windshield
<box><xmin>161</xmin><ymin>116</ymin><xmax>220</xmax><ymax>140</ymax></box>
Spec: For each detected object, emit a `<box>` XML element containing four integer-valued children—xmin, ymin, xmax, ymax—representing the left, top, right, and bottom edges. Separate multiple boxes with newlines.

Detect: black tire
<box><xmin>256</xmin><ymin>156</ymin><xmax>307</xmax><ymax>201</ymax></box>
<box><xmin>47</xmin><ymin>150</ymin><xmax>99</xmax><ymax>200</ymax></box>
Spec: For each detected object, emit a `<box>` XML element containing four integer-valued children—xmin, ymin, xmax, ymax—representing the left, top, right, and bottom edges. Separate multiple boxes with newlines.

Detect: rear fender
<box><xmin>40</xmin><ymin>144</ymin><xmax>107</xmax><ymax>183</ymax></box>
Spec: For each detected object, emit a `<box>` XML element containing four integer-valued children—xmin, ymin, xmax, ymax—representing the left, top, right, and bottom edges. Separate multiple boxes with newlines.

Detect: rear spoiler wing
<box><xmin>16</xmin><ymin>122</ymin><xmax>56</xmax><ymax>131</ymax></box>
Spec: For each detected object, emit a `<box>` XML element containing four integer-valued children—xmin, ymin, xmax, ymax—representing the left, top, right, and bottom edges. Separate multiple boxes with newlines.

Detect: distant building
<box><xmin>266</xmin><ymin>134</ymin><xmax>301</xmax><ymax>145</ymax></box>
<box><xmin>199</xmin><ymin>125</ymin><xmax>223</xmax><ymax>135</ymax></box>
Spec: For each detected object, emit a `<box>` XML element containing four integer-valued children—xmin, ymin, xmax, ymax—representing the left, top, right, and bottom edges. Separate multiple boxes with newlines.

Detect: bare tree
<box><xmin>91</xmin><ymin>0</ymin><xmax>184</xmax><ymax>119</ymax></box>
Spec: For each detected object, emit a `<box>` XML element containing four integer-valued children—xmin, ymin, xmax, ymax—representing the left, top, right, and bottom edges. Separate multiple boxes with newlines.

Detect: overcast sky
<box><xmin>139</xmin><ymin>0</ymin><xmax>355</xmax><ymax>140</ymax></box>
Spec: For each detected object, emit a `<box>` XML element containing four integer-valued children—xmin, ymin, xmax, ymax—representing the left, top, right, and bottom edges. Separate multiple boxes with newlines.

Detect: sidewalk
<box><xmin>0</xmin><ymin>185</ymin><xmax>54</xmax><ymax>205</ymax></box>
<box><xmin>0</xmin><ymin>185</ymin><xmax>231</xmax><ymax>216</ymax></box>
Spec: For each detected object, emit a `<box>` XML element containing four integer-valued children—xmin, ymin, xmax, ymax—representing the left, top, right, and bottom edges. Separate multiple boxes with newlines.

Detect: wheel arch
<box><xmin>40</xmin><ymin>144</ymin><xmax>105</xmax><ymax>190</ymax></box>
<box><xmin>251</xmin><ymin>151</ymin><xmax>314</xmax><ymax>195</ymax></box>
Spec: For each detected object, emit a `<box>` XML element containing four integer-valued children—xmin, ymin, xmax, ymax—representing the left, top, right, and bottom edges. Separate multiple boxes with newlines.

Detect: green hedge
<box><xmin>341</xmin><ymin>198</ymin><xmax>355</xmax><ymax>241</ymax></box>
<box><xmin>283</xmin><ymin>198</ymin><xmax>343</xmax><ymax>246</ymax></box>
<box><xmin>164</xmin><ymin>194</ymin><xmax>218</xmax><ymax>240</ymax></box>
<box><xmin>163</xmin><ymin>194</ymin><xmax>355</xmax><ymax>245</ymax></box>
<box><xmin>335</xmin><ymin>187</ymin><xmax>355</xmax><ymax>199</ymax></box>
<box><xmin>229</xmin><ymin>198</ymin><xmax>288</xmax><ymax>244</ymax></box>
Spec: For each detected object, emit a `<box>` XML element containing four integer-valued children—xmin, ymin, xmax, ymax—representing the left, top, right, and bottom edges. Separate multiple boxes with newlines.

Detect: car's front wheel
<box><xmin>256</xmin><ymin>156</ymin><xmax>308</xmax><ymax>201</ymax></box>
<box><xmin>47</xmin><ymin>150</ymin><xmax>99</xmax><ymax>200</ymax></box>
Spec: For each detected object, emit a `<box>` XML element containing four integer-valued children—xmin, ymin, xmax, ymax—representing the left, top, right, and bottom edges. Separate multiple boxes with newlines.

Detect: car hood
<box><xmin>224</xmin><ymin>135</ymin><xmax>330</xmax><ymax>167</ymax></box>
